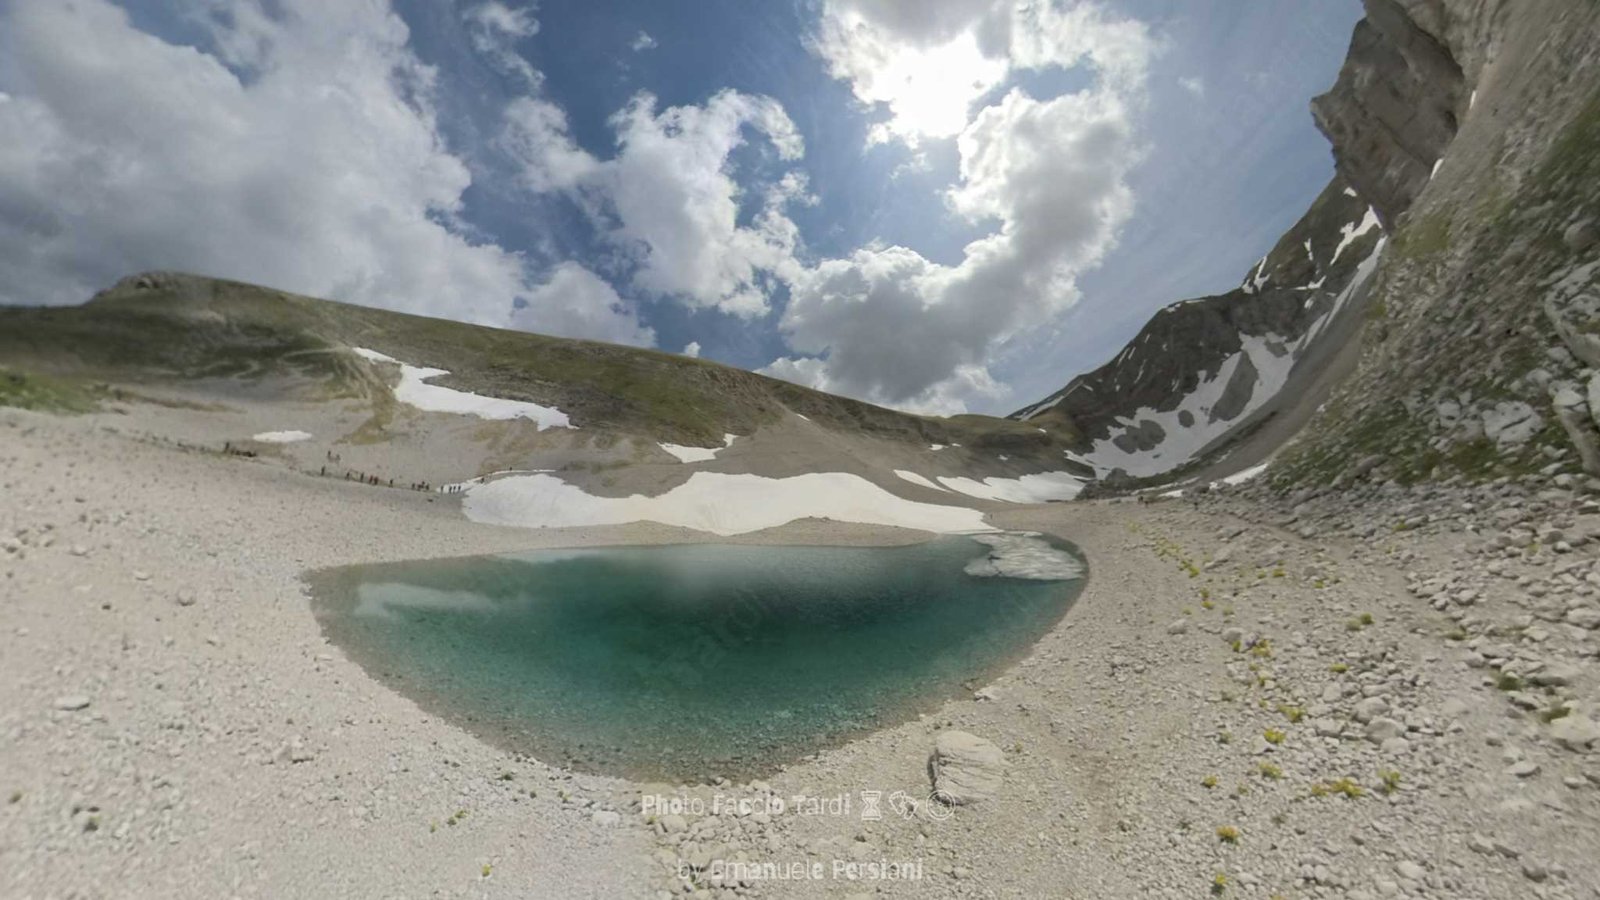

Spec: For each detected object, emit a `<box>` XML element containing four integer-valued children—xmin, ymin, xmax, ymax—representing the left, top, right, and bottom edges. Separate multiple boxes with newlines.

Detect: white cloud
<box><xmin>0</xmin><ymin>0</ymin><xmax>649</xmax><ymax>347</ymax></box>
<box><xmin>502</xmin><ymin>89</ymin><xmax>809</xmax><ymax>317</ymax></box>
<box><xmin>511</xmin><ymin>262</ymin><xmax>655</xmax><ymax>347</ymax></box>
<box><xmin>631</xmin><ymin>31</ymin><xmax>658</xmax><ymax>52</ymax></box>
<box><xmin>463</xmin><ymin>2</ymin><xmax>540</xmax><ymax>85</ymax></box>
<box><xmin>500</xmin><ymin>96</ymin><xmax>600</xmax><ymax>192</ymax></box>
<box><xmin>813</xmin><ymin>0</ymin><xmax>1150</xmax><ymax>146</ymax></box>
<box><xmin>1179</xmin><ymin>75</ymin><xmax>1205</xmax><ymax>97</ymax></box>
<box><xmin>682</xmin><ymin>341</ymin><xmax>702</xmax><ymax>358</ymax></box>
<box><xmin>765</xmin><ymin>0</ymin><xmax>1150</xmax><ymax>412</ymax></box>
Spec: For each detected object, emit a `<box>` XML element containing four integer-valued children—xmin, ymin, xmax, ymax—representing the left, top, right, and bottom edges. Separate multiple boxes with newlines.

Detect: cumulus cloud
<box><xmin>1179</xmin><ymin>75</ymin><xmax>1205</xmax><ymax>97</ymax></box>
<box><xmin>0</xmin><ymin>0</ymin><xmax>651</xmax><ymax>347</ymax></box>
<box><xmin>764</xmin><ymin>0</ymin><xmax>1150</xmax><ymax>411</ymax></box>
<box><xmin>814</xmin><ymin>0</ymin><xmax>1149</xmax><ymax>145</ymax></box>
<box><xmin>502</xmin><ymin>89</ymin><xmax>809</xmax><ymax>317</ymax></box>
<box><xmin>511</xmin><ymin>262</ymin><xmax>655</xmax><ymax>347</ymax></box>
<box><xmin>631</xmin><ymin>31</ymin><xmax>657</xmax><ymax>52</ymax></box>
<box><xmin>681</xmin><ymin>341</ymin><xmax>701</xmax><ymax>358</ymax></box>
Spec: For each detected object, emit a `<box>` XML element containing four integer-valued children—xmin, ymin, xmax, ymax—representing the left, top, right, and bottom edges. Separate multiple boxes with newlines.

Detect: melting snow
<box><xmin>1219</xmin><ymin>462</ymin><xmax>1270</xmax><ymax>486</ymax></box>
<box><xmin>1330</xmin><ymin>207</ymin><xmax>1381</xmax><ymax>267</ymax></box>
<box><xmin>353</xmin><ymin>348</ymin><xmax>572</xmax><ymax>429</ymax></box>
<box><xmin>929</xmin><ymin>443</ymin><xmax>948</xmax><ymax>451</ymax></box>
<box><xmin>659</xmin><ymin>434</ymin><xmax>737</xmax><ymax>463</ymax></box>
<box><xmin>963</xmin><ymin>533</ymin><xmax>1083</xmax><ymax>581</ymax></box>
<box><xmin>1081</xmin><ymin>236</ymin><xmax>1387</xmax><ymax>479</ymax></box>
<box><xmin>1017</xmin><ymin>395</ymin><xmax>1064</xmax><ymax>421</ymax></box>
<box><xmin>251</xmin><ymin>430</ymin><xmax>312</xmax><ymax>443</ymax></box>
<box><xmin>461</xmin><ymin>471</ymin><xmax>993</xmax><ymax>536</ymax></box>
<box><xmin>894</xmin><ymin>470</ymin><xmax>948</xmax><ymax>491</ymax></box>
<box><xmin>936</xmin><ymin>471</ymin><xmax>1084</xmax><ymax>503</ymax></box>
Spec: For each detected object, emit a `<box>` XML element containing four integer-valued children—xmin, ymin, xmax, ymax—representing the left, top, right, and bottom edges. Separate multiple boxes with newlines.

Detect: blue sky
<box><xmin>0</xmin><ymin>0</ymin><xmax>1361</xmax><ymax>414</ymax></box>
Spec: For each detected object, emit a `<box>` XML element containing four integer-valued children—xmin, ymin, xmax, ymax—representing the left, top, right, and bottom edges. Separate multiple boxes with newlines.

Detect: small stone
<box><xmin>1522</xmin><ymin>860</ymin><xmax>1549</xmax><ymax>882</ymax></box>
<box><xmin>1395</xmin><ymin>860</ymin><xmax>1426</xmax><ymax>881</ymax></box>
<box><xmin>1564</xmin><ymin>219</ymin><xmax>1598</xmax><ymax>254</ymax></box>
<box><xmin>175</xmin><ymin>590</ymin><xmax>197</xmax><ymax>607</ymax></box>
<box><xmin>1468</xmin><ymin>833</ymin><xmax>1495</xmax><ymax>855</ymax></box>
<box><xmin>1166</xmin><ymin>619</ymin><xmax>1188</xmax><ymax>635</ymax></box>
<box><xmin>591</xmin><ymin>810</ymin><xmax>621</xmax><ymax>827</ymax></box>
<box><xmin>53</xmin><ymin>695</ymin><xmax>91</xmax><ymax>711</ymax></box>
<box><xmin>1365</xmin><ymin>718</ymin><xmax>1405</xmax><ymax>743</ymax></box>
<box><xmin>1506</xmin><ymin>760</ymin><xmax>1540</xmax><ymax>778</ymax></box>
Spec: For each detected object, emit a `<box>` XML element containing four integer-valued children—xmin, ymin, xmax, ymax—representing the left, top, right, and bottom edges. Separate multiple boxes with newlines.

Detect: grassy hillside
<box><xmin>0</xmin><ymin>272</ymin><xmax>1081</xmax><ymax>456</ymax></box>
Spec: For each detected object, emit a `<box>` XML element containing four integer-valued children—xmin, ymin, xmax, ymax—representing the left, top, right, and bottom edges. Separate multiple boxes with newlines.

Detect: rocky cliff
<box><xmin>1272</xmin><ymin>0</ymin><xmax>1600</xmax><ymax>490</ymax></box>
<box><xmin>1012</xmin><ymin>178</ymin><xmax>1384</xmax><ymax>484</ymax></box>
<box><xmin>1013</xmin><ymin>0</ymin><xmax>1600</xmax><ymax>492</ymax></box>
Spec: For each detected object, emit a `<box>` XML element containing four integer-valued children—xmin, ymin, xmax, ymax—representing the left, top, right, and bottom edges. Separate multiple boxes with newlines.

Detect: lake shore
<box><xmin>4</xmin><ymin>406</ymin><xmax>1598</xmax><ymax>898</ymax></box>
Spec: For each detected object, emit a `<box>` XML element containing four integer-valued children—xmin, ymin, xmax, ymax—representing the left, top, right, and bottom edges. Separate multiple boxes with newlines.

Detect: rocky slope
<box><xmin>1274</xmin><ymin>0</ymin><xmax>1600</xmax><ymax>491</ymax></box>
<box><xmin>1013</xmin><ymin>0</ymin><xmax>1600</xmax><ymax>497</ymax></box>
<box><xmin>1010</xmin><ymin>177</ymin><xmax>1384</xmax><ymax>486</ymax></box>
<box><xmin>0</xmin><ymin>271</ymin><xmax>1090</xmax><ymax>504</ymax></box>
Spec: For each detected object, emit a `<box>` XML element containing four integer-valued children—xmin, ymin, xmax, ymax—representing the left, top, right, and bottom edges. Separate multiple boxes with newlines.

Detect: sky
<box><xmin>0</xmin><ymin>0</ymin><xmax>1362</xmax><ymax>415</ymax></box>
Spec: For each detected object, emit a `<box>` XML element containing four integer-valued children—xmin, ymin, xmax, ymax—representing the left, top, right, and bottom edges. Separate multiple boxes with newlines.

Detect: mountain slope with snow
<box><xmin>1012</xmin><ymin>177</ymin><xmax>1386</xmax><ymax>484</ymax></box>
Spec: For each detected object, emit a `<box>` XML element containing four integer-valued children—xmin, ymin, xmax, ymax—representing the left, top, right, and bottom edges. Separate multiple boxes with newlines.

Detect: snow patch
<box><xmin>461</xmin><ymin>472</ymin><xmax>993</xmax><ymax>536</ymax></box>
<box><xmin>936</xmin><ymin>471</ymin><xmax>1084</xmax><ymax>503</ymax></box>
<box><xmin>353</xmin><ymin>348</ymin><xmax>572</xmax><ymax>429</ymax></box>
<box><xmin>659</xmin><ymin>434</ymin><xmax>737</xmax><ymax>463</ymax></box>
<box><xmin>894</xmin><ymin>470</ymin><xmax>948</xmax><ymax>492</ymax></box>
<box><xmin>251</xmin><ymin>430</ymin><xmax>312</xmax><ymax>443</ymax></box>
<box><xmin>1330</xmin><ymin>207</ymin><xmax>1381</xmax><ymax>267</ymax></box>
<box><xmin>1219</xmin><ymin>462</ymin><xmax>1270</xmax><ymax>486</ymax></box>
<box><xmin>963</xmin><ymin>533</ymin><xmax>1084</xmax><ymax>581</ymax></box>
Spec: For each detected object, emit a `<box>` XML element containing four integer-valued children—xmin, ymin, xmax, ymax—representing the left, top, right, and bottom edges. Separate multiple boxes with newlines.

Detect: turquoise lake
<box><xmin>308</xmin><ymin>534</ymin><xmax>1086</xmax><ymax>780</ymax></box>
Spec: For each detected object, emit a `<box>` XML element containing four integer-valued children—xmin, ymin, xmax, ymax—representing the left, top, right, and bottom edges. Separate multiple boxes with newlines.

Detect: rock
<box><xmin>1468</xmin><ymin>833</ymin><xmax>1495</xmax><ymax>855</ymax></box>
<box><xmin>175</xmin><ymin>590</ymin><xmax>197</xmax><ymax>607</ymax></box>
<box><xmin>1550</xmin><ymin>714</ymin><xmax>1600</xmax><ymax>752</ymax></box>
<box><xmin>1565</xmin><ymin>219</ymin><xmax>1598</xmax><ymax>254</ymax></box>
<box><xmin>1353</xmin><ymin>696</ymin><xmax>1389</xmax><ymax>723</ymax></box>
<box><xmin>1221</xmin><ymin>627</ymin><xmax>1245</xmax><ymax>645</ymax></box>
<box><xmin>1553</xmin><ymin>389</ymin><xmax>1600</xmax><ymax>475</ymax></box>
<box><xmin>1564</xmin><ymin>606</ymin><xmax>1600</xmax><ymax>629</ymax></box>
<box><xmin>1365</xmin><ymin>717</ymin><xmax>1406</xmax><ymax>743</ymax></box>
<box><xmin>591</xmin><ymin>810</ymin><xmax>621</xmax><ymax>827</ymax></box>
<box><xmin>930</xmin><ymin>731</ymin><xmax>1005</xmax><ymax>805</ymax></box>
<box><xmin>1395</xmin><ymin>860</ymin><xmax>1426</xmax><ymax>881</ymax></box>
<box><xmin>1506</xmin><ymin>760</ymin><xmax>1540</xmax><ymax>778</ymax></box>
<box><xmin>53</xmin><ymin>695</ymin><xmax>91</xmax><ymax>711</ymax></box>
<box><xmin>659</xmin><ymin>814</ymin><xmax>688</xmax><ymax>834</ymax></box>
<box><xmin>1530</xmin><ymin>661</ymin><xmax>1580</xmax><ymax>687</ymax></box>
<box><xmin>1522</xmin><ymin>860</ymin><xmax>1549</xmax><ymax>882</ymax></box>
<box><xmin>1166</xmin><ymin>619</ymin><xmax>1188</xmax><ymax>635</ymax></box>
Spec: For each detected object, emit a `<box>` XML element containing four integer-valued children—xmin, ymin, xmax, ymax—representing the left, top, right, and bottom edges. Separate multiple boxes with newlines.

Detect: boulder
<box><xmin>930</xmin><ymin>731</ymin><xmax>1006</xmax><ymax>805</ymax></box>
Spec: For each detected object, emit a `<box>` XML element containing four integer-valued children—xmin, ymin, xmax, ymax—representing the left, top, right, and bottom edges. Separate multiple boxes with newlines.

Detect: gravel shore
<box><xmin>4</xmin><ymin>407</ymin><xmax>1598</xmax><ymax>899</ymax></box>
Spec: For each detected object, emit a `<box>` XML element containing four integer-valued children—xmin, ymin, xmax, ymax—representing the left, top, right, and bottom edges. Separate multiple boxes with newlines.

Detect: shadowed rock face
<box><xmin>1312</xmin><ymin>0</ymin><xmax>1467</xmax><ymax>229</ymax></box>
<box><xmin>1012</xmin><ymin>177</ymin><xmax>1383</xmax><ymax>480</ymax></box>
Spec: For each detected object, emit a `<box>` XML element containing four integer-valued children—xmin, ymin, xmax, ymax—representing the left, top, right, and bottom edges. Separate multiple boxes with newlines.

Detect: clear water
<box><xmin>308</xmin><ymin>536</ymin><xmax>1086</xmax><ymax>780</ymax></box>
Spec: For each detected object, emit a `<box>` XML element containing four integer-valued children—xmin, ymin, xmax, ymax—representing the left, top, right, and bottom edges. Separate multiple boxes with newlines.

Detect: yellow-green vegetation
<box><xmin>1310</xmin><ymin>778</ymin><xmax>1364</xmax><ymax>799</ymax></box>
<box><xmin>1358</xmin><ymin>613</ymin><xmax>1374</xmax><ymax>626</ymax></box>
<box><xmin>1215</xmin><ymin>825</ymin><xmax>1240</xmax><ymax>844</ymax></box>
<box><xmin>1202</xmin><ymin>775</ymin><xmax>1219</xmax><ymax>789</ymax></box>
<box><xmin>1328</xmin><ymin>662</ymin><xmax>1349</xmax><ymax>674</ymax></box>
<box><xmin>1258</xmin><ymin>762</ymin><xmax>1283</xmax><ymax>780</ymax></box>
<box><xmin>1263</xmin><ymin>728</ymin><xmax>1286</xmax><ymax>745</ymax></box>
<box><xmin>1495</xmin><ymin>673</ymin><xmax>1524</xmax><ymax>692</ymax></box>
<box><xmin>1201</xmin><ymin>599</ymin><xmax>1215</xmax><ymax>610</ymax></box>
<box><xmin>1250</xmin><ymin>639</ymin><xmax>1274</xmax><ymax>659</ymax></box>
<box><xmin>1212</xmin><ymin>873</ymin><xmax>1228</xmax><ymax>895</ymax></box>
<box><xmin>0</xmin><ymin>366</ymin><xmax>100</xmax><ymax>414</ymax></box>
<box><xmin>1378</xmin><ymin>769</ymin><xmax>1401</xmax><ymax>795</ymax></box>
<box><xmin>481</xmin><ymin>864</ymin><xmax>492</xmax><ymax>878</ymax></box>
<box><xmin>1277</xmin><ymin>704</ymin><xmax>1306</xmax><ymax>724</ymax></box>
